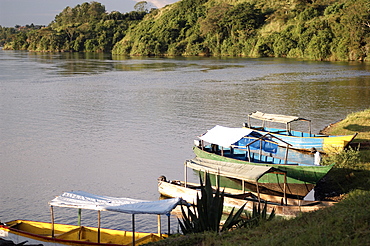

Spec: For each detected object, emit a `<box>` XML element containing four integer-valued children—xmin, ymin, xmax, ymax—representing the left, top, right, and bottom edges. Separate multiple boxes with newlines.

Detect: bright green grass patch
<box><xmin>218</xmin><ymin>189</ymin><xmax>370</xmax><ymax>246</ymax></box>
<box><xmin>326</xmin><ymin>108</ymin><xmax>370</xmax><ymax>142</ymax></box>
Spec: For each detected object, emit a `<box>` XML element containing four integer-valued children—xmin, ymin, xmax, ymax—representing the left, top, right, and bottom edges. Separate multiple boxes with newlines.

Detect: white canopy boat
<box><xmin>0</xmin><ymin>191</ymin><xmax>184</xmax><ymax>246</ymax></box>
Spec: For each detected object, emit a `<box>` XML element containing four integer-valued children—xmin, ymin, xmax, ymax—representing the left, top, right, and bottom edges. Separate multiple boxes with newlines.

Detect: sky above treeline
<box><xmin>0</xmin><ymin>0</ymin><xmax>180</xmax><ymax>27</ymax></box>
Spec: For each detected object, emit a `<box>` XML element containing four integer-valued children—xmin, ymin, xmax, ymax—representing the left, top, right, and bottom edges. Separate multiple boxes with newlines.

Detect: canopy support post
<box><xmin>167</xmin><ymin>214</ymin><xmax>170</xmax><ymax>236</ymax></box>
<box><xmin>242</xmin><ymin>180</ymin><xmax>245</xmax><ymax>193</ymax></box>
<box><xmin>284</xmin><ymin>145</ymin><xmax>289</xmax><ymax>164</ymax></box>
<box><xmin>286</xmin><ymin>123</ymin><xmax>289</xmax><ymax>134</ymax></box>
<box><xmin>284</xmin><ymin>173</ymin><xmax>287</xmax><ymax>205</ymax></box>
<box><xmin>259</xmin><ymin>139</ymin><xmax>262</xmax><ymax>161</ymax></box>
<box><xmin>50</xmin><ymin>206</ymin><xmax>55</xmax><ymax>238</ymax></box>
<box><xmin>216</xmin><ymin>168</ymin><xmax>220</xmax><ymax>188</ymax></box>
<box><xmin>184</xmin><ymin>161</ymin><xmax>188</xmax><ymax>188</ymax></box>
<box><xmin>132</xmin><ymin>214</ymin><xmax>135</xmax><ymax>246</ymax></box>
<box><xmin>78</xmin><ymin>209</ymin><xmax>82</xmax><ymax>226</ymax></box>
<box><xmin>157</xmin><ymin>215</ymin><xmax>161</xmax><ymax>237</ymax></box>
<box><xmin>256</xmin><ymin>181</ymin><xmax>261</xmax><ymax>204</ymax></box>
<box><xmin>98</xmin><ymin>210</ymin><xmax>101</xmax><ymax>243</ymax></box>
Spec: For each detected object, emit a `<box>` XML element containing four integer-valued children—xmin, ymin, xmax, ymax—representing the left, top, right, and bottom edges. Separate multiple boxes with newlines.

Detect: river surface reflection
<box><xmin>1</xmin><ymin>50</ymin><xmax>369</xmax><ymax>233</ymax></box>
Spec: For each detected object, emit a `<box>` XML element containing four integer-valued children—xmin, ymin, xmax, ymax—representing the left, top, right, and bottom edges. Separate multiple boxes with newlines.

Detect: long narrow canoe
<box><xmin>0</xmin><ymin>220</ymin><xmax>164</xmax><ymax>246</ymax></box>
<box><xmin>158</xmin><ymin>179</ymin><xmax>336</xmax><ymax>218</ymax></box>
<box><xmin>193</xmin><ymin>147</ymin><xmax>333</xmax><ymax>197</ymax></box>
<box><xmin>245</xmin><ymin>111</ymin><xmax>357</xmax><ymax>153</ymax></box>
<box><xmin>0</xmin><ymin>191</ymin><xmax>183</xmax><ymax>246</ymax></box>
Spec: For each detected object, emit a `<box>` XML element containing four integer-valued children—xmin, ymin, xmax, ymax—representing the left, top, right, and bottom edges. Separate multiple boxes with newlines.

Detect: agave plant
<box><xmin>178</xmin><ymin>172</ymin><xmax>247</xmax><ymax>234</ymax></box>
<box><xmin>241</xmin><ymin>201</ymin><xmax>276</xmax><ymax>229</ymax></box>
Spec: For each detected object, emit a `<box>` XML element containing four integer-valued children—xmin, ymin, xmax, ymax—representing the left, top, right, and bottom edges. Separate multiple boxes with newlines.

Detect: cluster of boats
<box><xmin>0</xmin><ymin>112</ymin><xmax>357</xmax><ymax>245</ymax></box>
<box><xmin>158</xmin><ymin>111</ymin><xmax>357</xmax><ymax>217</ymax></box>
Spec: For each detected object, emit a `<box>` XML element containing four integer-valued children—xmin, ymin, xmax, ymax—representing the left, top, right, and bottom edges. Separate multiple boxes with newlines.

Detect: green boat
<box><xmin>192</xmin><ymin>125</ymin><xmax>334</xmax><ymax>197</ymax></box>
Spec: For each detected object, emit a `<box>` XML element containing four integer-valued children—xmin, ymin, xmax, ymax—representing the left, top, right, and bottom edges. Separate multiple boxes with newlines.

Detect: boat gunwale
<box><xmin>193</xmin><ymin>146</ymin><xmax>334</xmax><ymax>169</ymax></box>
<box><xmin>250</xmin><ymin>127</ymin><xmax>356</xmax><ymax>139</ymax></box>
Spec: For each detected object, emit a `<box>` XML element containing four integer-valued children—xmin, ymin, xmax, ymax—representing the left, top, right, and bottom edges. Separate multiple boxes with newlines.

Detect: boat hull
<box><xmin>193</xmin><ymin>146</ymin><xmax>333</xmax><ymax>197</ymax></box>
<box><xmin>249</xmin><ymin>127</ymin><xmax>357</xmax><ymax>153</ymax></box>
<box><xmin>158</xmin><ymin>180</ymin><xmax>335</xmax><ymax>218</ymax></box>
<box><xmin>0</xmin><ymin>220</ymin><xmax>165</xmax><ymax>246</ymax></box>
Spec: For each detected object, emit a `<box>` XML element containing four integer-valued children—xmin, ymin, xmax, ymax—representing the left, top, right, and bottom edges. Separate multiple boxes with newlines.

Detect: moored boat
<box><xmin>193</xmin><ymin>125</ymin><xmax>333</xmax><ymax>197</ymax></box>
<box><xmin>0</xmin><ymin>191</ymin><xmax>183</xmax><ymax>246</ymax></box>
<box><xmin>244</xmin><ymin>111</ymin><xmax>357</xmax><ymax>153</ymax></box>
<box><xmin>158</xmin><ymin>178</ymin><xmax>336</xmax><ymax>218</ymax></box>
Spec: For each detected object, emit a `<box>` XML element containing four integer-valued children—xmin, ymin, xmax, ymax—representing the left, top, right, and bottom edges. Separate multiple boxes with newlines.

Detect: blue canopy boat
<box><xmin>244</xmin><ymin>111</ymin><xmax>357</xmax><ymax>153</ymax></box>
<box><xmin>193</xmin><ymin>125</ymin><xmax>333</xmax><ymax>196</ymax></box>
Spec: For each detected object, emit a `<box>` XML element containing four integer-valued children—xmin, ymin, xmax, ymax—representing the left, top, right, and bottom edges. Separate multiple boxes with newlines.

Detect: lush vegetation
<box><xmin>148</xmin><ymin>109</ymin><xmax>370</xmax><ymax>245</ymax></box>
<box><xmin>2</xmin><ymin>0</ymin><xmax>370</xmax><ymax>61</ymax></box>
<box><xmin>1</xmin><ymin>2</ymin><xmax>147</xmax><ymax>52</ymax></box>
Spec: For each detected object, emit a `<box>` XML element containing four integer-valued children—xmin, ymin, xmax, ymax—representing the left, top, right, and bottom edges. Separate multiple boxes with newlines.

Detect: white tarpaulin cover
<box><xmin>49</xmin><ymin>191</ymin><xmax>182</xmax><ymax>215</ymax></box>
<box><xmin>248</xmin><ymin>111</ymin><xmax>309</xmax><ymax>124</ymax></box>
<box><xmin>199</xmin><ymin>125</ymin><xmax>254</xmax><ymax>148</ymax></box>
<box><xmin>186</xmin><ymin>158</ymin><xmax>285</xmax><ymax>182</ymax></box>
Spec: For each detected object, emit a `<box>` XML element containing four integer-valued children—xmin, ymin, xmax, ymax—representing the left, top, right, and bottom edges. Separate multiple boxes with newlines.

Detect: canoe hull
<box><xmin>0</xmin><ymin>220</ymin><xmax>164</xmax><ymax>246</ymax></box>
<box><xmin>249</xmin><ymin>127</ymin><xmax>356</xmax><ymax>153</ymax></box>
<box><xmin>158</xmin><ymin>180</ymin><xmax>335</xmax><ymax>218</ymax></box>
<box><xmin>193</xmin><ymin>146</ymin><xmax>333</xmax><ymax>197</ymax></box>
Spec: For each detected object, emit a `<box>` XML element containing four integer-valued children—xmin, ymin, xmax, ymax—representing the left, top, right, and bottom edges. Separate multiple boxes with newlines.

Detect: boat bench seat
<box><xmin>55</xmin><ymin>226</ymin><xmax>84</xmax><ymax>239</ymax></box>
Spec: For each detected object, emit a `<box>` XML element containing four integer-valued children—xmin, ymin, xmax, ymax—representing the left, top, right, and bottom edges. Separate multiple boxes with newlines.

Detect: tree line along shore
<box><xmin>1</xmin><ymin>0</ymin><xmax>370</xmax><ymax>61</ymax></box>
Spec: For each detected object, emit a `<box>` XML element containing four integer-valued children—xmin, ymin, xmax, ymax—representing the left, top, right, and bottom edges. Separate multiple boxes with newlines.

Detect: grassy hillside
<box><xmin>148</xmin><ymin>109</ymin><xmax>370</xmax><ymax>246</ymax></box>
<box><xmin>113</xmin><ymin>0</ymin><xmax>370</xmax><ymax>61</ymax></box>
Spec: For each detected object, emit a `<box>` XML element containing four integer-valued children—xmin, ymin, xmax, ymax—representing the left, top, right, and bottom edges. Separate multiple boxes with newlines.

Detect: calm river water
<box><xmin>1</xmin><ymin>50</ymin><xmax>369</xmax><ymax>233</ymax></box>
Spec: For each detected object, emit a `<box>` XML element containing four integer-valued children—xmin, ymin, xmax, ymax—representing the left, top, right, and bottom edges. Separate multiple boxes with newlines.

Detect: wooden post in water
<box><xmin>50</xmin><ymin>206</ymin><xmax>55</xmax><ymax>238</ymax></box>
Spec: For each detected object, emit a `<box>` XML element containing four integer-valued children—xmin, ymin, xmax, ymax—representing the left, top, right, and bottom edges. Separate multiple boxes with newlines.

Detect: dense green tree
<box><xmin>134</xmin><ymin>1</ymin><xmax>149</xmax><ymax>13</ymax></box>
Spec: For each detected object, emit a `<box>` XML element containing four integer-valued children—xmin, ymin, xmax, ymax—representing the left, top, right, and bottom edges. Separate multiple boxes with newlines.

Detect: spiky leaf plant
<box><xmin>242</xmin><ymin>201</ymin><xmax>276</xmax><ymax>229</ymax></box>
<box><xmin>178</xmin><ymin>172</ymin><xmax>247</xmax><ymax>234</ymax></box>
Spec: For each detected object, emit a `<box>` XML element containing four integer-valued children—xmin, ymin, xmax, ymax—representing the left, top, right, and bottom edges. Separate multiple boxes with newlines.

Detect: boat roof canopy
<box><xmin>49</xmin><ymin>191</ymin><xmax>183</xmax><ymax>215</ymax></box>
<box><xmin>248</xmin><ymin>111</ymin><xmax>310</xmax><ymax>124</ymax></box>
<box><xmin>198</xmin><ymin>125</ymin><xmax>256</xmax><ymax>147</ymax></box>
<box><xmin>186</xmin><ymin>158</ymin><xmax>285</xmax><ymax>182</ymax></box>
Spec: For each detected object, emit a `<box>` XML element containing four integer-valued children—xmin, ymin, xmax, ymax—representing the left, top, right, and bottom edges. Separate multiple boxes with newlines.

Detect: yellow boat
<box><xmin>0</xmin><ymin>191</ymin><xmax>183</xmax><ymax>246</ymax></box>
